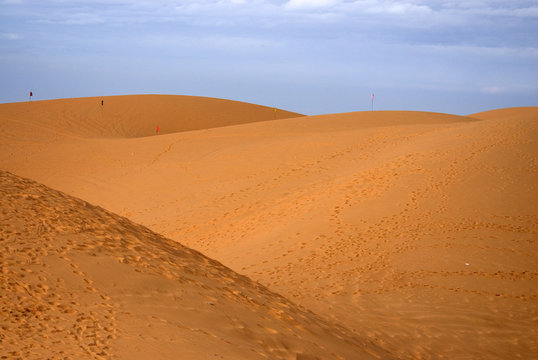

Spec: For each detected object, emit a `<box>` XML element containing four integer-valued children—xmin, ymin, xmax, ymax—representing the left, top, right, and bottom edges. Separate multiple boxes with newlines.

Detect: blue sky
<box><xmin>1</xmin><ymin>0</ymin><xmax>537</xmax><ymax>115</ymax></box>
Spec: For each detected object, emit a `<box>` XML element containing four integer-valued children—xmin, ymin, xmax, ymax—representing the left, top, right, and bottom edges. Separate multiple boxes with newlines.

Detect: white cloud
<box><xmin>443</xmin><ymin>2</ymin><xmax>538</xmax><ymax>18</ymax></box>
<box><xmin>510</xmin><ymin>6</ymin><xmax>538</xmax><ymax>17</ymax></box>
<box><xmin>284</xmin><ymin>0</ymin><xmax>340</xmax><ymax>10</ymax></box>
<box><xmin>381</xmin><ymin>3</ymin><xmax>431</xmax><ymax>15</ymax></box>
<box><xmin>417</xmin><ymin>44</ymin><xmax>538</xmax><ymax>59</ymax></box>
<box><xmin>1</xmin><ymin>33</ymin><xmax>20</xmax><ymax>40</ymax></box>
<box><xmin>479</xmin><ymin>84</ymin><xmax>538</xmax><ymax>94</ymax></box>
<box><xmin>141</xmin><ymin>33</ymin><xmax>282</xmax><ymax>51</ymax></box>
<box><xmin>481</xmin><ymin>86</ymin><xmax>504</xmax><ymax>94</ymax></box>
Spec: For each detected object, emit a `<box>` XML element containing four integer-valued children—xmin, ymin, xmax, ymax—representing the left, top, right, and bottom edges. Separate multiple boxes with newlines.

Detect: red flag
<box><xmin>371</xmin><ymin>93</ymin><xmax>374</xmax><ymax>100</ymax></box>
<box><xmin>30</xmin><ymin>91</ymin><xmax>33</xmax><ymax>97</ymax></box>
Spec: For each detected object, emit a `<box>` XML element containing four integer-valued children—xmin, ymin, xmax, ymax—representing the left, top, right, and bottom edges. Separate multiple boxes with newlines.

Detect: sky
<box><xmin>0</xmin><ymin>0</ymin><xmax>537</xmax><ymax>115</ymax></box>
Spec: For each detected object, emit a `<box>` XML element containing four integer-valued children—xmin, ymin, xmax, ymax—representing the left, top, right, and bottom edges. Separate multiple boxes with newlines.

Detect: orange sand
<box><xmin>1</xmin><ymin>170</ymin><xmax>390</xmax><ymax>359</ymax></box>
<box><xmin>1</xmin><ymin>96</ymin><xmax>537</xmax><ymax>359</ymax></box>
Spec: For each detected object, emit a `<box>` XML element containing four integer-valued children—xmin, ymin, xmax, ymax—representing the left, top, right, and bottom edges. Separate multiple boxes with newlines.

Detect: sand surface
<box><xmin>1</xmin><ymin>96</ymin><xmax>537</xmax><ymax>359</ymax></box>
<box><xmin>0</xmin><ymin>94</ymin><xmax>303</xmax><ymax>139</ymax></box>
<box><xmin>0</xmin><ymin>170</ymin><xmax>390</xmax><ymax>359</ymax></box>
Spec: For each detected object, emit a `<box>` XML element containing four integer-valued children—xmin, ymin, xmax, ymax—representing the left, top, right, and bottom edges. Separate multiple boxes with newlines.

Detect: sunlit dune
<box><xmin>1</xmin><ymin>96</ymin><xmax>536</xmax><ymax>359</ymax></box>
<box><xmin>0</xmin><ymin>95</ymin><xmax>303</xmax><ymax>139</ymax></box>
<box><xmin>0</xmin><ymin>170</ymin><xmax>391</xmax><ymax>359</ymax></box>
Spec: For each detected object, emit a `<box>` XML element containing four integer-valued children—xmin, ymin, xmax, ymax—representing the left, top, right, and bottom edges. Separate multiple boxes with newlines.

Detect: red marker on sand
<box><xmin>156</xmin><ymin>125</ymin><xmax>160</xmax><ymax>134</ymax></box>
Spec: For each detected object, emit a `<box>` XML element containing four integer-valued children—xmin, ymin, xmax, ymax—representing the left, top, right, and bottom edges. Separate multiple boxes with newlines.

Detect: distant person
<box><xmin>101</xmin><ymin>100</ymin><xmax>103</xmax><ymax>106</ymax></box>
<box><xmin>156</xmin><ymin>125</ymin><xmax>160</xmax><ymax>135</ymax></box>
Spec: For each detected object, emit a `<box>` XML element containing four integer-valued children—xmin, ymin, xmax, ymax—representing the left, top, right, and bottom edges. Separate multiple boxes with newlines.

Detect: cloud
<box><xmin>481</xmin><ymin>86</ymin><xmax>505</xmax><ymax>94</ymax></box>
<box><xmin>416</xmin><ymin>44</ymin><xmax>538</xmax><ymax>59</ymax></box>
<box><xmin>1</xmin><ymin>33</ymin><xmax>20</xmax><ymax>40</ymax></box>
<box><xmin>139</xmin><ymin>33</ymin><xmax>282</xmax><ymax>51</ymax></box>
<box><xmin>282</xmin><ymin>0</ymin><xmax>432</xmax><ymax>17</ymax></box>
<box><xmin>352</xmin><ymin>1</ymin><xmax>432</xmax><ymax>15</ymax></box>
<box><xmin>284</xmin><ymin>0</ymin><xmax>340</xmax><ymax>10</ymax></box>
<box><xmin>443</xmin><ymin>2</ymin><xmax>538</xmax><ymax>18</ymax></box>
<box><xmin>7</xmin><ymin>1</ymin><xmax>537</xmax><ymax>31</ymax></box>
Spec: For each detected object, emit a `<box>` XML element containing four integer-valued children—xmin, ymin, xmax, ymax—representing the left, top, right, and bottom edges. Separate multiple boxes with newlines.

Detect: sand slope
<box><xmin>470</xmin><ymin>106</ymin><xmax>537</xmax><ymax>121</ymax></box>
<box><xmin>1</xmin><ymin>97</ymin><xmax>537</xmax><ymax>359</ymax></box>
<box><xmin>0</xmin><ymin>95</ymin><xmax>303</xmax><ymax>139</ymax></box>
<box><xmin>0</xmin><ymin>170</ymin><xmax>391</xmax><ymax>359</ymax></box>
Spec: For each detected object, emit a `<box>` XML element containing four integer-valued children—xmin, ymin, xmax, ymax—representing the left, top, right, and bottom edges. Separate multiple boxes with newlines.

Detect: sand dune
<box><xmin>1</xmin><ymin>96</ymin><xmax>537</xmax><ymax>359</ymax></box>
<box><xmin>0</xmin><ymin>95</ymin><xmax>303</xmax><ymax>139</ymax></box>
<box><xmin>0</xmin><ymin>170</ymin><xmax>391</xmax><ymax>359</ymax></box>
<box><xmin>469</xmin><ymin>106</ymin><xmax>537</xmax><ymax>121</ymax></box>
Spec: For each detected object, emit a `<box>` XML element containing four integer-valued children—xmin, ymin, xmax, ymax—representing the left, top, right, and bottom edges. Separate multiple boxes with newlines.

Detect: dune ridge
<box><xmin>1</xmin><ymin>96</ymin><xmax>537</xmax><ymax>359</ymax></box>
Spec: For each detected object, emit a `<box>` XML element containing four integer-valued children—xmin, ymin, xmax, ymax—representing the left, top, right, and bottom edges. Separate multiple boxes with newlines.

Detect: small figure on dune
<box><xmin>101</xmin><ymin>100</ymin><xmax>104</xmax><ymax>106</ymax></box>
<box><xmin>156</xmin><ymin>125</ymin><xmax>160</xmax><ymax>135</ymax></box>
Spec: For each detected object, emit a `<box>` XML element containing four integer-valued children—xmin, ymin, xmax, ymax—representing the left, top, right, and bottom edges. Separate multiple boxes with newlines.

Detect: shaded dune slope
<box><xmin>0</xmin><ymin>170</ymin><xmax>392</xmax><ymax>360</ymax></box>
<box><xmin>0</xmin><ymin>95</ymin><xmax>304</xmax><ymax>139</ymax></box>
